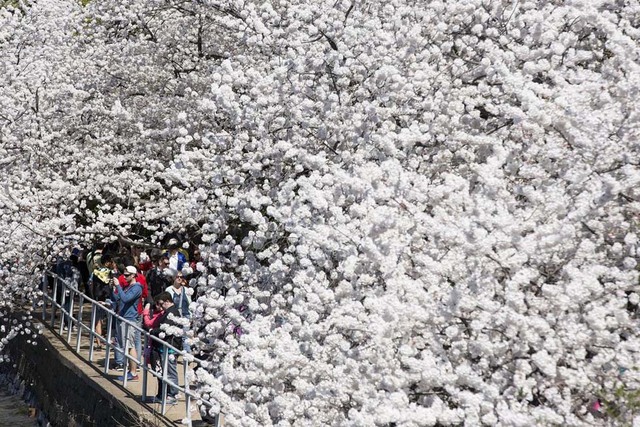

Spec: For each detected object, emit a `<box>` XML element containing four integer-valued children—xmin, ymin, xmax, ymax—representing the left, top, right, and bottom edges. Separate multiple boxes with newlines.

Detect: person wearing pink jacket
<box><xmin>143</xmin><ymin>301</ymin><xmax>164</xmax><ymax>329</ymax></box>
<box><xmin>142</xmin><ymin>299</ymin><xmax>164</xmax><ymax>370</ymax></box>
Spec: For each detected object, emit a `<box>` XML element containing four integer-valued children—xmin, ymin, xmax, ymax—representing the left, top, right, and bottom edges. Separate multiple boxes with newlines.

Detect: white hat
<box><xmin>125</xmin><ymin>265</ymin><xmax>137</xmax><ymax>275</ymax></box>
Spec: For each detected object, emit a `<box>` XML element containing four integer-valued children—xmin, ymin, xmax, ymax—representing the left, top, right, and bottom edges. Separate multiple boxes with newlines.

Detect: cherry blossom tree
<box><xmin>1</xmin><ymin>0</ymin><xmax>639</xmax><ymax>425</ymax></box>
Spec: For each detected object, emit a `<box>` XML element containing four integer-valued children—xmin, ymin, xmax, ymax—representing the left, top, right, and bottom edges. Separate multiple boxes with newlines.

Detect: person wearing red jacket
<box><xmin>137</xmin><ymin>251</ymin><xmax>154</xmax><ymax>274</ymax></box>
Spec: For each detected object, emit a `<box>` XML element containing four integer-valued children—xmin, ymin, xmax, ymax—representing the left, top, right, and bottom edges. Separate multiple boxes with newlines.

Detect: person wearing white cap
<box><xmin>110</xmin><ymin>265</ymin><xmax>143</xmax><ymax>381</ymax></box>
<box><xmin>164</xmin><ymin>238</ymin><xmax>187</xmax><ymax>271</ymax></box>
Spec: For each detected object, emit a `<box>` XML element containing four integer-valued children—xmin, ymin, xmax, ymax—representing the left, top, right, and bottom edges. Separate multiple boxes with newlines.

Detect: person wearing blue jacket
<box><xmin>111</xmin><ymin>265</ymin><xmax>143</xmax><ymax>381</ymax></box>
<box><xmin>164</xmin><ymin>238</ymin><xmax>187</xmax><ymax>271</ymax></box>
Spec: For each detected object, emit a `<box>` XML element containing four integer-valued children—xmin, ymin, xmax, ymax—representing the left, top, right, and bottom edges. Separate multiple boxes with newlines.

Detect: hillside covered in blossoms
<box><xmin>1</xmin><ymin>0</ymin><xmax>640</xmax><ymax>425</ymax></box>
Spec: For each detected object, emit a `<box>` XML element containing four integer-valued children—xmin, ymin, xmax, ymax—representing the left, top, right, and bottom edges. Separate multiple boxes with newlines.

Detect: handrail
<box><xmin>39</xmin><ymin>271</ymin><xmax>220</xmax><ymax>426</ymax></box>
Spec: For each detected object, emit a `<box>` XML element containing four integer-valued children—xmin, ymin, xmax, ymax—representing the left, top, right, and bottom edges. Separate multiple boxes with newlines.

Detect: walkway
<box><xmin>36</xmin><ymin>304</ymin><xmax>213</xmax><ymax>426</ymax></box>
<box><xmin>51</xmin><ymin>330</ymin><xmax>209</xmax><ymax>427</ymax></box>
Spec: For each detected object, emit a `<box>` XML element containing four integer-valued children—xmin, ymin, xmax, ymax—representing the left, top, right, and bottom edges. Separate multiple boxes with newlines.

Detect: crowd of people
<box><xmin>49</xmin><ymin>237</ymin><xmax>201</xmax><ymax>404</ymax></box>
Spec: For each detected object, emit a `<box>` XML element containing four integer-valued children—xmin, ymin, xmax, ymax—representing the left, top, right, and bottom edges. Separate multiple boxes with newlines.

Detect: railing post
<box><xmin>161</xmin><ymin>342</ymin><xmax>169</xmax><ymax>415</ymax></box>
<box><xmin>50</xmin><ymin>277</ymin><xmax>58</xmax><ymax>328</ymax></box>
<box><xmin>41</xmin><ymin>272</ymin><xmax>47</xmax><ymax>322</ymax></box>
<box><xmin>89</xmin><ymin>303</ymin><xmax>97</xmax><ymax>362</ymax></box>
<box><xmin>122</xmin><ymin>321</ymin><xmax>130</xmax><ymax>386</ymax></box>
<box><xmin>66</xmin><ymin>287</ymin><xmax>75</xmax><ymax>342</ymax></box>
<box><xmin>184</xmin><ymin>354</ymin><xmax>192</xmax><ymax>425</ymax></box>
<box><xmin>142</xmin><ymin>332</ymin><xmax>148</xmax><ymax>401</ymax></box>
<box><xmin>58</xmin><ymin>282</ymin><xmax>66</xmax><ymax>335</ymax></box>
<box><xmin>76</xmin><ymin>293</ymin><xmax>85</xmax><ymax>353</ymax></box>
<box><xmin>104</xmin><ymin>312</ymin><xmax>113</xmax><ymax>374</ymax></box>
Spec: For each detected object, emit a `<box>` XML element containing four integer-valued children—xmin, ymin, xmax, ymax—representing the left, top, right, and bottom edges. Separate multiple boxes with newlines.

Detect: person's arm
<box><xmin>110</xmin><ymin>279</ymin><xmax>119</xmax><ymax>301</ymax></box>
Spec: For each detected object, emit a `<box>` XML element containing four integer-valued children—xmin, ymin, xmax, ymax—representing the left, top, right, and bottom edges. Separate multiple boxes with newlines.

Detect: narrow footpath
<box><xmin>6</xmin><ymin>304</ymin><xmax>213</xmax><ymax>427</ymax></box>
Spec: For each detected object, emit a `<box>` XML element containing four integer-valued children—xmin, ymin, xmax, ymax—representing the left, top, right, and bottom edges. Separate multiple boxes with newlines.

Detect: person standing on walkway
<box><xmin>86</xmin><ymin>243</ymin><xmax>105</xmax><ymax>273</ymax></box>
<box><xmin>165</xmin><ymin>269</ymin><xmax>192</xmax><ymax>352</ymax></box>
<box><xmin>164</xmin><ymin>238</ymin><xmax>187</xmax><ymax>272</ymax></box>
<box><xmin>99</xmin><ymin>254</ymin><xmax>121</xmax><ymax>355</ymax></box>
<box><xmin>55</xmin><ymin>251</ymin><xmax>82</xmax><ymax>329</ymax></box>
<box><xmin>117</xmin><ymin>265</ymin><xmax>149</xmax><ymax>367</ymax></box>
<box><xmin>142</xmin><ymin>298</ymin><xmax>164</xmax><ymax>373</ymax></box>
<box><xmin>146</xmin><ymin>250</ymin><xmax>170</xmax><ymax>300</ymax></box>
<box><xmin>110</xmin><ymin>265</ymin><xmax>143</xmax><ymax>380</ymax></box>
<box><xmin>87</xmin><ymin>263</ymin><xmax>112</xmax><ymax>349</ymax></box>
<box><xmin>149</xmin><ymin>291</ymin><xmax>182</xmax><ymax>405</ymax></box>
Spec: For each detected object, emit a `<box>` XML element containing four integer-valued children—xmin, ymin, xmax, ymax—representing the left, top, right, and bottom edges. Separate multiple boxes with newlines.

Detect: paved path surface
<box><xmin>37</xmin><ymin>301</ymin><xmax>214</xmax><ymax>426</ymax></box>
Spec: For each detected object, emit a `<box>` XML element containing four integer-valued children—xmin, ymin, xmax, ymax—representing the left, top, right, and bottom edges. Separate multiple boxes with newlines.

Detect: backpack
<box><xmin>89</xmin><ymin>268</ymin><xmax>111</xmax><ymax>302</ymax></box>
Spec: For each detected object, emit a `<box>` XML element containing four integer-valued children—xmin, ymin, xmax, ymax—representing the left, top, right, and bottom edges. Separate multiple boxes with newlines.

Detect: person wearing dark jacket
<box><xmin>149</xmin><ymin>291</ymin><xmax>182</xmax><ymax>404</ymax></box>
<box><xmin>55</xmin><ymin>252</ymin><xmax>82</xmax><ymax>329</ymax></box>
<box><xmin>146</xmin><ymin>251</ymin><xmax>170</xmax><ymax>300</ymax></box>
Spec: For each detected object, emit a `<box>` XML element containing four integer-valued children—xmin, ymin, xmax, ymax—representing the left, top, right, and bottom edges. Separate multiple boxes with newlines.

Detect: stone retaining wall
<box><xmin>4</xmin><ymin>325</ymin><xmax>157</xmax><ymax>427</ymax></box>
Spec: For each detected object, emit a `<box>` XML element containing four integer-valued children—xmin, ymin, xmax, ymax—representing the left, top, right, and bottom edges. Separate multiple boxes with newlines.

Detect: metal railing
<box><xmin>38</xmin><ymin>271</ymin><xmax>221</xmax><ymax>426</ymax></box>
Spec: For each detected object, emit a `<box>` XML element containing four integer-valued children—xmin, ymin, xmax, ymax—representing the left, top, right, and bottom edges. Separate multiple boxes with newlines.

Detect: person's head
<box><xmin>154</xmin><ymin>291</ymin><xmax>174</xmax><ymax>310</ymax></box>
<box><xmin>175</xmin><ymin>271</ymin><xmax>187</xmax><ymax>288</ymax></box>
<box><xmin>123</xmin><ymin>266</ymin><xmax>138</xmax><ymax>284</ymax></box>
<box><xmin>150</xmin><ymin>249</ymin><xmax>163</xmax><ymax>263</ymax></box>
<box><xmin>167</xmin><ymin>238</ymin><xmax>179</xmax><ymax>251</ymax></box>
<box><xmin>159</xmin><ymin>254</ymin><xmax>170</xmax><ymax>269</ymax></box>
<box><xmin>70</xmin><ymin>248</ymin><xmax>80</xmax><ymax>263</ymax></box>
<box><xmin>101</xmin><ymin>254</ymin><xmax>116</xmax><ymax>270</ymax></box>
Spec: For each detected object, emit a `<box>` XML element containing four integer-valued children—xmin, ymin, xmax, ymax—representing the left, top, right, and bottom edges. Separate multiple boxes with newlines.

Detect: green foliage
<box><xmin>598</xmin><ymin>368</ymin><xmax>640</xmax><ymax>424</ymax></box>
<box><xmin>0</xmin><ymin>0</ymin><xmax>20</xmax><ymax>9</ymax></box>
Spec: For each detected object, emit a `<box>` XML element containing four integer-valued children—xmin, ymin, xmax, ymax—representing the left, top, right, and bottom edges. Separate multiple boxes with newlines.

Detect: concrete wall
<box><xmin>4</xmin><ymin>328</ymin><xmax>158</xmax><ymax>427</ymax></box>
